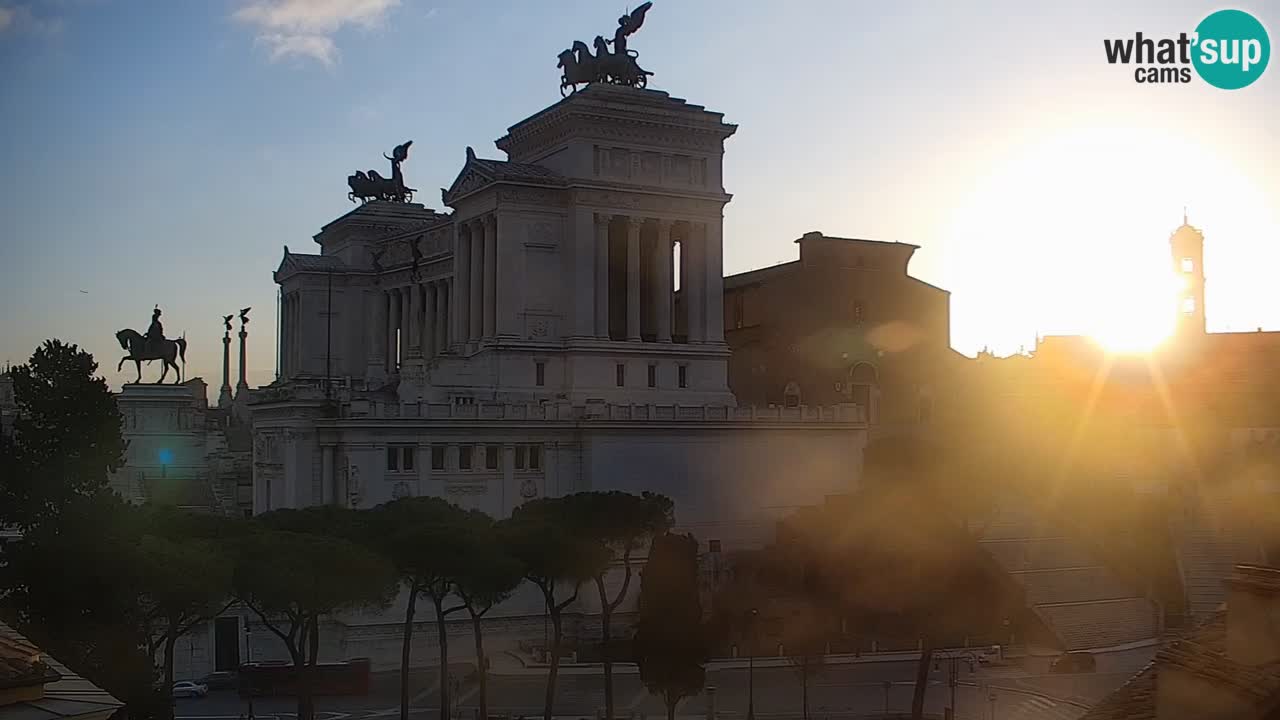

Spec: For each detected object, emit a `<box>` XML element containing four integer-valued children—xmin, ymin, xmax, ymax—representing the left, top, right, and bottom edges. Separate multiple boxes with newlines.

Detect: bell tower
<box><xmin>1170</xmin><ymin>211</ymin><xmax>1206</xmax><ymax>336</ymax></box>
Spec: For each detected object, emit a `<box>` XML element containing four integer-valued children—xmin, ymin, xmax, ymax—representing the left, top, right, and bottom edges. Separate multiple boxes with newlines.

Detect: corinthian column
<box><xmin>422</xmin><ymin>282</ymin><xmax>436</xmax><ymax>358</ymax></box>
<box><xmin>469</xmin><ymin>219</ymin><xmax>484</xmax><ymax>341</ymax></box>
<box><xmin>654</xmin><ymin>219</ymin><xmax>674</xmax><ymax>343</ymax></box>
<box><xmin>595</xmin><ymin>214</ymin><xmax>610</xmax><ymax>338</ymax></box>
<box><xmin>626</xmin><ymin>217</ymin><xmax>641</xmax><ymax>342</ymax></box>
<box><xmin>408</xmin><ymin>281</ymin><xmax>422</xmax><ymax>354</ymax></box>
<box><xmin>483</xmin><ymin>215</ymin><xmax>497</xmax><ymax>338</ymax></box>
<box><xmin>454</xmin><ymin>225</ymin><xmax>471</xmax><ymax>347</ymax></box>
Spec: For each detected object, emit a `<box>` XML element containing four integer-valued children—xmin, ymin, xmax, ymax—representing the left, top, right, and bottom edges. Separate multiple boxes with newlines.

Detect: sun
<box><xmin>1085</xmin><ymin>268</ymin><xmax>1182</xmax><ymax>354</ymax></box>
<box><xmin>941</xmin><ymin>122</ymin><xmax>1248</xmax><ymax>357</ymax></box>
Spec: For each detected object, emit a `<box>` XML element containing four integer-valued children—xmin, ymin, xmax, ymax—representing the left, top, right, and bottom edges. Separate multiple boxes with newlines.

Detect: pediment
<box><xmin>442</xmin><ymin>163</ymin><xmax>496</xmax><ymax>206</ymax></box>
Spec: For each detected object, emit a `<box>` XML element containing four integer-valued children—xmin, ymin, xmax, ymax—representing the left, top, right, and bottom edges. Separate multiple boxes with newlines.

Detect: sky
<box><xmin>1</xmin><ymin>0</ymin><xmax>1277</xmax><ymax>391</ymax></box>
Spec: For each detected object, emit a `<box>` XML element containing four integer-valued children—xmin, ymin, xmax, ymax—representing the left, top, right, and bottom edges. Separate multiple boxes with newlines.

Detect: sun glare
<box><xmin>942</xmin><ymin>122</ymin><xmax>1261</xmax><ymax>356</ymax></box>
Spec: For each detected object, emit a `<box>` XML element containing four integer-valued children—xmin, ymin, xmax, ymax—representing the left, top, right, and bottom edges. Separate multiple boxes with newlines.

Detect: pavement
<box><xmin>175</xmin><ymin>643</ymin><xmax>1157</xmax><ymax>720</ymax></box>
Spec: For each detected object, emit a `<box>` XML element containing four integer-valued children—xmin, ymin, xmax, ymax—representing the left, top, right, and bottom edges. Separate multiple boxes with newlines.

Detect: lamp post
<box><xmin>882</xmin><ymin>680</ymin><xmax>892</xmax><ymax>716</ymax></box>
<box><xmin>933</xmin><ymin>650</ymin><xmax>980</xmax><ymax>720</ymax></box>
<box><xmin>747</xmin><ymin>607</ymin><xmax>758</xmax><ymax>720</ymax></box>
<box><xmin>243</xmin><ymin>615</ymin><xmax>255</xmax><ymax>720</ymax></box>
<box><xmin>988</xmin><ymin>690</ymin><xmax>998</xmax><ymax>720</ymax></box>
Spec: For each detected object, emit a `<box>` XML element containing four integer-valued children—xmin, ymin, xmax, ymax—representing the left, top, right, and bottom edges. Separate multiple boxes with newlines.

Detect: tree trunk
<box><xmin>802</xmin><ymin>661</ymin><xmax>809</xmax><ymax>720</ymax></box>
<box><xmin>304</xmin><ymin>617</ymin><xmax>319</xmax><ymax>720</ymax></box>
<box><xmin>912</xmin><ymin>644</ymin><xmax>934</xmax><ymax>720</ymax></box>
<box><xmin>595</xmin><ymin>575</ymin><xmax>614</xmax><ymax>720</ymax></box>
<box><xmin>290</xmin><ymin>641</ymin><xmax>308</xmax><ymax>720</ymax></box>
<box><xmin>665</xmin><ymin>695</ymin><xmax>677</xmax><ymax>720</ymax></box>
<box><xmin>163</xmin><ymin>629</ymin><xmax>177</xmax><ymax>720</ymax></box>
<box><xmin>400</xmin><ymin>587</ymin><xmax>418</xmax><ymax>720</ymax></box>
<box><xmin>543</xmin><ymin>610</ymin><xmax>564</xmax><ymax>720</ymax></box>
<box><xmin>470</xmin><ymin>609</ymin><xmax>488</xmax><ymax>720</ymax></box>
<box><xmin>433</xmin><ymin>596</ymin><xmax>451</xmax><ymax>720</ymax></box>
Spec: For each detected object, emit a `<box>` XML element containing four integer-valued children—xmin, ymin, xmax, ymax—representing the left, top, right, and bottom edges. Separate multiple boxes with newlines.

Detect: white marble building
<box><xmin>253</xmin><ymin>85</ymin><xmax>868</xmax><ymax>539</ymax></box>
<box><xmin>238</xmin><ymin>85</ymin><xmax>870</xmax><ymax>671</ymax></box>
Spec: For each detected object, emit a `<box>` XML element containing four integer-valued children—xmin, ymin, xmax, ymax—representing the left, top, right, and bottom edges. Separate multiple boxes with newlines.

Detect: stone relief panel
<box><xmin>526</xmin><ymin>221</ymin><xmax>557</xmax><ymax>249</ymax></box>
<box><xmin>524</xmin><ymin>315</ymin><xmax>558</xmax><ymax>340</ymax></box>
<box><xmin>571</xmin><ymin>189</ymin><xmax>723</xmax><ymax>217</ymax></box>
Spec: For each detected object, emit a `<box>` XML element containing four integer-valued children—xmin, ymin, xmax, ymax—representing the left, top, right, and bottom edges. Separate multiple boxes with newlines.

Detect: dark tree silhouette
<box><xmin>369</xmin><ymin>497</ymin><xmax>478</xmax><ymax>720</ymax></box>
<box><xmin>500</xmin><ymin>498</ymin><xmax>610</xmax><ymax>720</ymax></box>
<box><xmin>633</xmin><ymin>533</ymin><xmax>708</xmax><ymax>720</ymax></box>
<box><xmin>451</xmin><ymin>519</ymin><xmax>523</xmax><ymax>720</ymax></box>
<box><xmin>233</xmin><ymin>528</ymin><xmax>395</xmax><ymax>720</ymax></box>
<box><xmin>560</xmin><ymin>491</ymin><xmax>673</xmax><ymax>719</ymax></box>
<box><xmin>0</xmin><ymin>340</ymin><xmax>125</xmax><ymax>529</ymax></box>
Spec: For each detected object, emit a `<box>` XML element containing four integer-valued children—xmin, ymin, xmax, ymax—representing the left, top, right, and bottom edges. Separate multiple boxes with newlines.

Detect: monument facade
<box><xmin>253</xmin><ymin>83</ymin><xmax>869</xmax><ymax>551</ymax></box>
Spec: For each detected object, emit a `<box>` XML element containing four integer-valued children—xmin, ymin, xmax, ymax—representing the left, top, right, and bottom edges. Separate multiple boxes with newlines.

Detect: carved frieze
<box><xmin>571</xmin><ymin>189</ymin><xmax>723</xmax><ymax>217</ymax></box>
<box><xmin>445</xmin><ymin>483</ymin><xmax>487</xmax><ymax>496</ymax></box>
<box><xmin>496</xmin><ymin>188</ymin><xmax>568</xmax><ymax>207</ymax></box>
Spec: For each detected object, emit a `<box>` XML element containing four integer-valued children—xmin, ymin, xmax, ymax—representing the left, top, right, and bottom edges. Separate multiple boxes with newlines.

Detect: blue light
<box><xmin>158</xmin><ymin>448</ymin><xmax>174</xmax><ymax>466</ymax></box>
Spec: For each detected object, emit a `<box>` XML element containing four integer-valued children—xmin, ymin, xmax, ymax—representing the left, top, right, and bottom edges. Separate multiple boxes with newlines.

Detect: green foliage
<box><xmin>233</xmin><ymin>528</ymin><xmax>396</xmax><ymax>623</ymax></box>
<box><xmin>633</xmin><ymin>533</ymin><xmax>708</xmax><ymax>717</ymax></box>
<box><xmin>503</xmin><ymin>497</ymin><xmax>612</xmax><ymax>590</ymax></box>
<box><xmin>1</xmin><ymin>340</ymin><xmax>125</xmax><ymax>528</ymax></box>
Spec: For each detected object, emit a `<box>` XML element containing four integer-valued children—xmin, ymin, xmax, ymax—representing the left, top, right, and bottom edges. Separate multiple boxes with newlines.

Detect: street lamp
<box><xmin>747</xmin><ymin>607</ymin><xmax>759</xmax><ymax>720</ymax></box>
<box><xmin>988</xmin><ymin>690</ymin><xmax>998</xmax><ymax>720</ymax></box>
<box><xmin>933</xmin><ymin>650</ymin><xmax>980</xmax><ymax>720</ymax></box>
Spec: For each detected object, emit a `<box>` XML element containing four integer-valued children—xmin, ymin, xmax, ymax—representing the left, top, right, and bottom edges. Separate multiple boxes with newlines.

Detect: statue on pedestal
<box><xmin>558</xmin><ymin>3</ymin><xmax>654</xmax><ymax>96</ymax></box>
<box><xmin>116</xmin><ymin>306</ymin><xmax>187</xmax><ymax>384</ymax></box>
<box><xmin>347</xmin><ymin>141</ymin><xmax>416</xmax><ymax>204</ymax></box>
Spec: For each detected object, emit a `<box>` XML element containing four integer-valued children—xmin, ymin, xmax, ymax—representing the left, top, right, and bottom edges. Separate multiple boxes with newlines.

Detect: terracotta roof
<box><xmin>1081</xmin><ymin>609</ymin><xmax>1280</xmax><ymax>720</ymax></box>
<box><xmin>0</xmin><ymin>622</ymin><xmax>122</xmax><ymax>720</ymax></box>
<box><xmin>0</xmin><ymin>624</ymin><xmax>60</xmax><ymax>690</ymax></box>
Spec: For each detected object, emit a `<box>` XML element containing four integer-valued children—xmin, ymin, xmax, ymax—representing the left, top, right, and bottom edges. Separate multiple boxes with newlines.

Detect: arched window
<box><xmin>848</xmin><ymin>363</ymin><xmax>879</xmax><ymax>423</ymax></box>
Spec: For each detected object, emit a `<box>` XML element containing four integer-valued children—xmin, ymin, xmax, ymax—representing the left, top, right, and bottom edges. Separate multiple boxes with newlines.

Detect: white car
<box><xmin>172</xmin><ymin>681</ymin><xmax>209</xmax><ymax>698</ymax></box>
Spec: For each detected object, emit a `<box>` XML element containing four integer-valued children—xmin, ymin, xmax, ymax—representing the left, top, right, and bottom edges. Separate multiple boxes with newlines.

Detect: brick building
<box><xmin>720</xmin><ymin>231</ymin><xmax>960</xmax><ymax>431</ymax></box>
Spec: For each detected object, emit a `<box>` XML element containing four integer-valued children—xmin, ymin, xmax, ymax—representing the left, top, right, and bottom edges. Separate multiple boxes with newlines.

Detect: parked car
<box><xmin>172</xmin><ymin>681</ymin><xmax>209</xmax><ymax>698</ymax></box>
<box><xmin>974</xmin><ymin>645</ymin><xmax>1005</xmax><ymax>665</ymax></box>
<box><xmin>1050</xmin><ymin>651</ymin><xmax>1097</xmax><ymax>674</ymax></box>
<box><xmin>201</xmin><ymin>671</ymin><xmax>238</xmax><ymax>691</ymax></box>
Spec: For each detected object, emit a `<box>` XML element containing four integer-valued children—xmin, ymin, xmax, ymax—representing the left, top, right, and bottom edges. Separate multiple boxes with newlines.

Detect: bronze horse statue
<box><xmin>116</xmin><ymin>329</ymin><xmax>187</xmax><ymax>384</ymax></box>
<box><xmin>348</xmin><ymin>141</ymin><xmax>416</xmax><ymax>203</ymax></box>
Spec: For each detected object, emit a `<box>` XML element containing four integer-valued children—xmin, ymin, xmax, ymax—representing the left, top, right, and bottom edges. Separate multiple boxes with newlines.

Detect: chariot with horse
<box><xmin>558</xmin><ymin>3</ymin><xmax>654</xmax><ymax>96</ymax></box>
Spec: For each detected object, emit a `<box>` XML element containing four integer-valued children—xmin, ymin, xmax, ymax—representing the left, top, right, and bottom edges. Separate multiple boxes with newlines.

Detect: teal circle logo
<box><xmin>1192</xmin><ymin>9</ymin><xmax>1270</xmax><ymax>89</ymax></box>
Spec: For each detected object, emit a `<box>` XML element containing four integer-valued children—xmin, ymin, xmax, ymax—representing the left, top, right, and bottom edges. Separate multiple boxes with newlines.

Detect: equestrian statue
<box><xmin>348</xmin><ymin>140</ymin><xmax>416</xmax><ymax>204</ymax></box>
<box><xmin>558</xmin><ymin>2</ymin><xmax>654</xmax><ymax>96</ymax></box>
<box><xmin>116</xmin><ymin>306</ymin><xmax>187</xmax><ymax>384</ymax></box>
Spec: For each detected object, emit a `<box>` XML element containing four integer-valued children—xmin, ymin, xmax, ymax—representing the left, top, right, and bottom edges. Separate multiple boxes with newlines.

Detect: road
<box><xmin>177</xmin><ymin>648</ymin><xmax>1157</xmax><ymax>720</ymax></box>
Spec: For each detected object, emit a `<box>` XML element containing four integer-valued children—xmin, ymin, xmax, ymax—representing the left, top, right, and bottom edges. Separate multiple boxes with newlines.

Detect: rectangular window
<box><xmin>853</xmin><ymin>301</ymin><xmax>865</xmax><ymax>324</ymax></box>
<box><xmin>1183</xmin><ymin>297</ymin><xmax>1197</xmax><ymax>314</ymax></box>
<box><xmin>647</xmin><ymin>364</ymin><xmax>657</xmax><ymax>388</ymax></box>
<box><xmin>709</xmin><ymin>539</ymin><xmax>722</xmax><ymax>553</ymax></box>
<box><xmin>386</xmin><ymin>447</ymin><xmax>399</xmax><ymax>472</ymax></box>
<box><xmin>431</xmin><ymin>445</ymin><xmax>445</xmax><ymax>471</ymax></box>
<box><xmin>733</xmin><ymin>293</ymin><xmax>745</xmax><ymax>329</ymax></box>
<box><xmin>1182</xmin><ymin>257</ymin><xmax>1194</xmax><ymax>273</ymax></box>
<box><xmin>616</xmin><ymin>363</ymin><xmax>626</xmax><ymax>387</ymax></box>
<box><xmin>529</xmin><ymin>445</ymin><xmax>542</xmax><ymax>470</ymax></box>
<box><xmin>678</xmin><ymin>365</ymin><xmax>688</xmax><ymax>388</ymax></box>
<box><xmin>486</xmin><ymin>445</ymin><xmax>500</xmax><ymax>470</ymax></box>
<box><xmin>459</xmin><ymin>445</ymin><xmax>473</xmax><ymax>470</ymax></box>
<box><xmin>514</xmin><ymin>446</ymin><xmax>527</xmax><ymax>470</ymax></box>
<box><xmin>402</xmin><ymin>447</ymin><xmax>414</xmax><ymax>472</ymax></box>
<box><xmin>535</xmin><ymin>361</ymin><xmax>546</xmax><ymax>387</ymax></box>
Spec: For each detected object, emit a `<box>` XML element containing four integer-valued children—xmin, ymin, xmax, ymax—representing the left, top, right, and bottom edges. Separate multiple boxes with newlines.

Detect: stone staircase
<box><xmin>1178</xmin><ymin>493</ymin><xmax>1262</xmax><ymax>618</ymax></box>
<box><xmin>980</xmin><ymin>508</ymin><xmax>1159</xmax><ymax>651</ymax></box>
